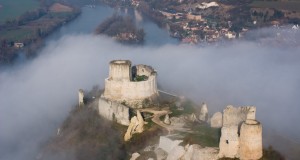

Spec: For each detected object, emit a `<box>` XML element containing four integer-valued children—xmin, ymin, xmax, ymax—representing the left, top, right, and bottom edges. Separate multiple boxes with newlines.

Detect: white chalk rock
<box><xmin>210</xmin><ymin>112</ymin><xmax>223</xmax><ymax>128</ymax></box>
<box><xmin>166</xmin><ymin>146</ymin><xmax>185</xmax><ymax>160</ymax></box>
<box><xmin>130</xmin><ymin>152</ymin><xmax>140</xmax><ymax>160</ymax></box>
<box><xmin>158</xmin><ymin>136</ymin><xmax>183</xmax><ymax>154</ymax></box>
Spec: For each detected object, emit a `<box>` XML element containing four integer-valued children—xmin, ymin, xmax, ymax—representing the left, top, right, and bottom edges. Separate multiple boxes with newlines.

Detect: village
<box><xmin>129</xmin><ymin>0</ymin><xmax>300</xmax><ymax>44</ymax></box>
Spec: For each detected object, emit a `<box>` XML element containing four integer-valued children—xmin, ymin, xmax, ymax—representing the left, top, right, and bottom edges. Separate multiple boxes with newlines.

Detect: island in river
<box><xmin>95</xmin><ymin>14</ymin><xmax>145</xmax><ymax>44</ymax></box>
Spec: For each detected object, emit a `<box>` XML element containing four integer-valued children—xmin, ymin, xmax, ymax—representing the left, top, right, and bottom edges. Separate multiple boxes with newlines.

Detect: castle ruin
<box><xmin>78</xmin><ymin>89</ymin><xmax>85</xmax><ymax>106</ymax></box>
<box><xmin>103</xmin><ymin>60</ymin><xmax>158</xmax><ymax>108</ymax></box>
<box><xmin>218</xmin><ymin>105</ymin><xmax>263</xmax><ymax>160</ymax></box>
<box><xmin>98</xmin><ymin>60</ymin><xmax>159</xmax><ymax>126</ymax></box>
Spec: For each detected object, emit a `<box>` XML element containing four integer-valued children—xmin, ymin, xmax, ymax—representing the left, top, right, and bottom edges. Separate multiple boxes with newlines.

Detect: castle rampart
<box><xmin>98</xmin><ymin>97</ymin><xmax>130</xmax><ymax>126</ymax></box>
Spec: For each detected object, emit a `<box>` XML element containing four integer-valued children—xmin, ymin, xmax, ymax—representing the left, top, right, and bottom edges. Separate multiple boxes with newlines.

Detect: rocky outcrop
<box><xmin>124</xmin><ymin>117</ymin><xmax>138</xmax><ymax>141</ymax></box>
<box><xmin>98</xmin><ymin>98</ymin><xmax>130</xmax><ymax>126</ymax></box>
<box><xmin>164</xmin><ymin>114</ymin><xmax>171</xmax><ymax>125</ymax></box>
<box><xmin>136</xmin><ymin>110</ymin><xmax>144</xmax><ymax>133</ymax></box>
<box><xmin>166</xmin><ymin>145</ymin><xmax>185</xmax><ymax>160</ymax></box>
<box><xmin>199</xmin><ymin>103</ymin><xmax>208</xmax><ymax>121</ymax></box>
<box><xmin>210</xmin><ymin>112</ymin><xmax>222</xmax><ymax>128</ymax></box>
<box><xmin>170</xmin><ymin>116</ymin><xmax>186</xmax><ymax>127</ymax></box>
<box><xmin>157</xmin><ymin>136</ymin><xmax>219</xmax><ymax>160</ymax></box>
<box><xmin>155</xmin><ymin>148</ymin><xmax>168</xmax><ymax>160</ymax></box>
<box><xmin>158</xmin><ymin>136</ymin><xmax>183</xmax><ymax>154</ymax></box>
<box><xmin>124</xmin><ymin>111</ymin><xmax>144</xmax><ymax>141</ymax></box>
<box><xmin>183</xmin><ymin>144</ymin><xmax>218</xmax><ymax>160</ymax></box>
<box><xmin>130</xmin><ymin>152</ymin><xmax>140</xmax><ymax>160</ymax></box>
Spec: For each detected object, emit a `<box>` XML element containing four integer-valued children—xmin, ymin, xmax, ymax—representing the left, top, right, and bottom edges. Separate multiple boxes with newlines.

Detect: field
<box><xmin>250</xmin><ymin>1</ymin><xmax>300</xmax><ymax>12</ymax></box>
<box><xmin>0</xmin><ymin>0</ymin><xmax>39</xmax><ymax>24</ymax></box>
<box><xmin>0</xmin><ymin>27</ymin><xmax>33</xmax><ymax>41</ymax></box>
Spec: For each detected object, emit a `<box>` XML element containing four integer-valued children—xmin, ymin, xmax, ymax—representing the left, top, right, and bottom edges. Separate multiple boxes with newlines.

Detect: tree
<box><xmin>273</xmin><ymin>10</ymin><xmax>284</xmax><ymax>19</ymax></box>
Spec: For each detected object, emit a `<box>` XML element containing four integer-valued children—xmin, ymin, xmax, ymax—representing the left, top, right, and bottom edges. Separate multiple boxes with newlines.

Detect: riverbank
<box><xmin>0</xmin><ymin>3</ymin><xmax>81</xmax><ymax>64</ymax></box>
<box><xmin>98</xmin><ymin>0</ymin><xmax>300</xmax><ymax>45</ymax></box>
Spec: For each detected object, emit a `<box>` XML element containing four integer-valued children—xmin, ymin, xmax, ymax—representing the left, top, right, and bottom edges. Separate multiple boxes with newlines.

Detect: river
<box><xmin>46</xmin><ymin>5</ymin><xmax>178</xmax><ymax>46</ymax></box>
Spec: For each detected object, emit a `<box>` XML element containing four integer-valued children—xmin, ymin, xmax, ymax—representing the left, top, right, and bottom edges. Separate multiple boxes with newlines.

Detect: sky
<box><xmin>0</xmin><ymin>27</ymin><xmax>300</xmax><ymax>160</ymax></box>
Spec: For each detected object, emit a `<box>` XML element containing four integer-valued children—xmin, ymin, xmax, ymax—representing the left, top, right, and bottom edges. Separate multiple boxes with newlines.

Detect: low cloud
<box><xmin>0</xmin><ymin>28</ymin><xmax>300</xmax><ymax>159</ymax></box>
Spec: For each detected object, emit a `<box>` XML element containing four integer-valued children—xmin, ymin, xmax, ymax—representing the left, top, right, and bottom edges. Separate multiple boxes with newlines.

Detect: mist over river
<box><xmin>0</xmin><ymin>5</ymin><xmax>300</xmax><ymax>160</ymax></box>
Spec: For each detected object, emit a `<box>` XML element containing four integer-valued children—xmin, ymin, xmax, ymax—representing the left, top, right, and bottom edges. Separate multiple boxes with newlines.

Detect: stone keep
<box><xmin>103</xmin><ymin>60</ymin><xmax>158</xmax><ymax>108</ymax></box>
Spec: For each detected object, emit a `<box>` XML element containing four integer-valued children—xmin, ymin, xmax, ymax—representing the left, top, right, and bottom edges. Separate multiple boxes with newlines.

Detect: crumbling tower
<box><xmin>108</xmin><ymin>60</ymin><xmax>131</xmax><ymax>81</ymax></box>
<box><xmin>218</xmin><ymin>105</ymin><xmax>262</xmax><ymax>160</ymax></box>
<box><xmin>78</xmin><ymin>89</ymin><xmax>85</xmax><ymax>106</ymax></box>
<box><xmin>239</xmin><ymin>119</ymin><xmax>263</xmax><ymax>160</ymax></box>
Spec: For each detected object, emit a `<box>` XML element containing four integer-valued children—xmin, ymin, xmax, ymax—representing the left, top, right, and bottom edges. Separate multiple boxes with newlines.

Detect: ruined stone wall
<box><xmin>98</xmin><ymin>98</ymin><xmax>130</xmax><ymax>126</ymax></box>
<box><xmin>223</xmin><ymin>105</ymin><xmax>256</xmax><ymax>127</ymax></box>
<box><xmin>219</xmin><ymin>125</ymin><xmax>239</xmax><ymax>158</ymax></box>
<box><xmin>210</xmin><ymin>112</ymin><xmax>222</xmax><ymax>128</ymax></box>
<box><xmin>136</xmin><ymin>64</ymin><xmax>154</xmax><ymax>77</ymax></box>
<box><xmin>239</xmin><ymin>120</ymin><xmax>263</xmax><ymax>160</ymax></box>
<box><xmin>219</xmin><ymin>106</ymin><xmax>262</xmax><ymax>159</ymax></box>
<box><xmin>104</xmin><ymin>74</ymin><xmax>158</xmax><ymax>106</ymax></box>
<box><xmin>78</xmin><ymin>89</ymin><xmax>84</xmax><ymax>106</ymax></box>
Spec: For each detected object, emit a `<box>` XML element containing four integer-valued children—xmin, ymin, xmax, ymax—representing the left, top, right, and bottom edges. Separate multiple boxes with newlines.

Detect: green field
<box><xmin>0</xmin><ymin>0</ymin><xmax>40</xmax><ymax>24</ymax></box>
<box><xmin>250</xmin><ymin>1</ymin><xmax>300</xmax><ymax>12</ymax></box>
<box><xmin>0</xmin><ymin>27</ymin><xmax>34</xmax><ymax>41</ymax></box>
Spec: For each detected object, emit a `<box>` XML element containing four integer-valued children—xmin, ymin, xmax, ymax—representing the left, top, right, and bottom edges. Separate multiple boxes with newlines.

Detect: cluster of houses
<box><xmin>130</xmin><ymin>0</ymin><xmax>299</xmax><ymax>44</ymax></box>
<box><xmin>179</xmin><ymin>21</ymin><xmax>242</xmax><ymax>44</ymax></box>
<box><xmin>113</xmin><ymin>32</ymin><xmax>139</xmax><ymax>42</ymax></box>
<box><xmin>131</xmin><ymin>0</ymin><xmax>242</xmax><ymax>44</ymax></box>
<box><xmin>131</xmin><ymin>0</ymin><xmax>140</xmax><ymax>7</ymax></box>
<box><xmin>165</xmin><ymin>12</ymin><xmax>244</xmax><ymax>44</ymax></box>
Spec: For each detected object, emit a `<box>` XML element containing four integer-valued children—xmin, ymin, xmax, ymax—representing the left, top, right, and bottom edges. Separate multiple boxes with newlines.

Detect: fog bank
<box><xmin>0</xmin><ymin>29</ymin><xmax>300</xmax><ymax>159</ymax></box>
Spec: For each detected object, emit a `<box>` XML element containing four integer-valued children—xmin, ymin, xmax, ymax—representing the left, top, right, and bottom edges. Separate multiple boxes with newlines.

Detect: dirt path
<box><xmin>140</xmin><ymin>108</ymin><xmax>191</xmax><ymax>133</ymax></box>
